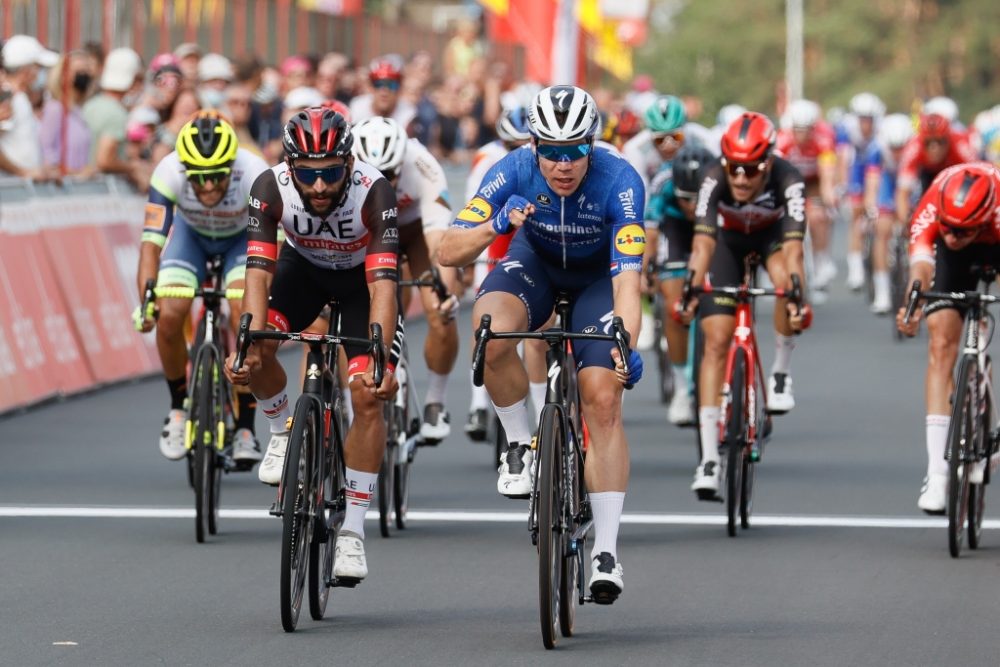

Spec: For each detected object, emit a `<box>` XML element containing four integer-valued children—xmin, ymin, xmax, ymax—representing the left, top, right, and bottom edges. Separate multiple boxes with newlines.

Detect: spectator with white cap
<box><xmin>82</xmin><ymin>47</ymin><xmax>144</xmax><ymax>184</ymax></box>
<box><xmin>281</xmin><ymin>86</ymin><xmax>324</xmax><ymax>123</ymax></box>
<box><xmin>173</xmin><ymin>42</ymin><xmax>202</xmax><ymax>88</ymax></box>
<box><xmin>0</xmin><ymin>35</ymin><xmax>59</xmax><ymax>177</ymax></box>
<box><xmin>197</xmin><ymin>53</ymin><xmax>233</xmax><ymax>109</ymax></box>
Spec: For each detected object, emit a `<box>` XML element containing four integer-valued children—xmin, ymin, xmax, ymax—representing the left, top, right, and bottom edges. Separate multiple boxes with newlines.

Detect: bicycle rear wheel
<box><xmin>281</xmin><ymin>400</ymin><xmax>317</xmax><ymax>632</ymax></box>
<box><xmin>192</xmin><ymin>349</ymin><xmax>216</xmax><ymax>544</ymax></box>
<box><xmin>394</xmin><ymin>405</ymin><xmax>413</xmax><ymax>530</ymax></box>
<box><xmin>969</xmin><ymin>396</ymin><xmax>991</xmax><ymax>550</ymax></box>
<box><xmin>536</xmin><ymin>405</ymin><xmax>563</xmax><ymax>650</ymax></box>
<box><xmin>947</xmin><ymin>357</ymin><xmax>975</xmax><ymax>558</ymax></box>
<box><xmin>558</xmin><ymin>426</ymin><xmax>585</xmax><ymax>638</ymax></box>
<box><xmin>725</xmin><ymin>349</ymin><xmax>747</xmax><ymax>538</ymax></box>
<box><xmin>310</xmin><ymin>390</ymin><xmax>347</xmax><ymax>620</ymax></box>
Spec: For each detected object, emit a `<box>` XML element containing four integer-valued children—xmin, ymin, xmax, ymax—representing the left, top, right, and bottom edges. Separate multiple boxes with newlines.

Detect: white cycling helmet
<box><xmin>787</xmin><ymin>99</ymin><xmax>822</xmax><ymax>129</ymax></box>
<box><xmin>879</xmin><ymin>113</ymin><xmax>914</xmax><ymax>149</ymax></box>
<box><xmin>716</xmin><ymin>103</ymin><xmax>747</xmax><ymax>129</ymax></box>
<box><xmin>527</xmin><ymin>85</ymin><xmax>599</xmax><ymax>142</ymax></box>
<box><xmin>496</xmin><ymin>106</ymin><xmax>531</xmax><ymax>143</ymax></box>
<box><xmin>352</xmin><ymin>116</ymin><xmax>407</xmax><ymax>173</ymax></box>
<box><xmin>849</xmin><ymin>92</ymin><xmax>885</xmax><ymax>119</ymax></box>
<box><xmin>923</xmin><ymin>96</ymin><xmax>959</xmax><ymax>123</ymax></box>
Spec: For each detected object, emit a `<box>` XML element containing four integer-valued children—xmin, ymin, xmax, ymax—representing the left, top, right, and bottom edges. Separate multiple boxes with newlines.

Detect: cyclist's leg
<box><xmin>660</xmin><ymin>217</ymin><xmax>695</xmax><ymax>424</ymax></box>
<box><xmin>871</xmin><ymin>205</ymin><xmax>895</xmax><ymax>313</ymax></box>
<box><xmin>806</xmin><ymin>188</ymin><xmax>834</xmax><ymax>288</ymax></box>
<box><xmin>526</xmin><ymin>318</ymin><xmax>553</xmax><ymax>426</ymax></box>
<box><xmin>765</xmin><ymin>238</ymin><xmax>797</xmax><ymax>413</ymax></box>
<box><xmin>845</xmin><ymin>164</ymin><xmax>867</xmax><ymax>289</ymax></box>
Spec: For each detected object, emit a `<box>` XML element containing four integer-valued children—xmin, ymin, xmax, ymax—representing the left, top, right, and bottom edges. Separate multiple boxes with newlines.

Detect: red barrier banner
<box><xmin>0</xmin><ymin>229</ymin><xmax>93</xmax><ymax>411</ymax></box>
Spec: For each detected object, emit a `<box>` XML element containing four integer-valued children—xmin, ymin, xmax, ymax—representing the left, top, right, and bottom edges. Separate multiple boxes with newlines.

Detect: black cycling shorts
<box><xmin>924</xmin><ymin>238</ymin><xmax>1000</xmax><ymax>316</ymax></box>
<box><xmin>699</xmin><ymin>226</ymin><xmax>784</xmax><ymax>318</ymax></box>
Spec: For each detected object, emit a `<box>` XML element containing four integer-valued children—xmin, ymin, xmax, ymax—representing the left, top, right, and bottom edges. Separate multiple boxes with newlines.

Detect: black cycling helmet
<box><xmin>282</xmin><ymin>107</ymin><xmax>353</xmax><ymax>161</ymax></box>
<box><xmin>672</xmin><ymin>145</ymin><xmax>715</xmax><ymax>197</ymax></box>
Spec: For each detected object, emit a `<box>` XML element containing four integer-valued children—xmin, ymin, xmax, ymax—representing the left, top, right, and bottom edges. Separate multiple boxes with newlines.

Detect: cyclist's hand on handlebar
<box><xmin>360</xmin><ymin>363</ymin><xmax>399</xmax><ymax>400</ymax></box>
<box><xmin>436</xmin><ymin>293</ymin><xmax>460</xmax><ymax>322</ymax></box>
<box><xmin>896</xmin><ymin>305</ymin><xmax>922</xmax><ymax>337</ymax></box>
<box><xmin>673</xmin><ymin>296</ymin><xmax>697</xmax><ymax>326</ymax></box>
<box><xmin>492</xmin><ymin>195</ymin><xmax>533</xmax><ymax>234</ymax></box>
<box><xmin>611</xmin><ymin>348</ymin><xmax>644</xmax><ymax>387</ymax></box>
<box><xmin>131</xmin><ymin>304</ymin><xmax>158</xmax><ymax>333</ymax></box>
<box><xmin>225</xmin><ymin>349</ymin><xmax>258</xmax><ymax>386</ymax></box>
<box><xmin>786</xmin><ymin>302</ymin><xmax>813</xmax><ymax>332</ymax></box>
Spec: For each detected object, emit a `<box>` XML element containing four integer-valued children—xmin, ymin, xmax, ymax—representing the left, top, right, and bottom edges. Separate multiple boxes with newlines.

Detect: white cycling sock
<box><xmin>589</xmin><ymin>491</ymin><xmax>625</xmax><ymax>560</ymax></box>
<box><xmin>257</xmin><ymin>390</ymin><xmax>291</xmax><ymax>433</ymax></box>
<box><xmin>425</xmin><ymin>370</ymin><xmax>448</xmax><ymax>405</ymax></box>
<box><xmin>529</xmin><ymin>381</ymin><xmax>547</xmax><ymax>426</ymax></box>
<box><xmin>470</xmin><ymin>370</ymin><xmax>490</xmax><ymax>410</ymax></box>
<box><xmin>699</xmin><ymin>406</ymin><xmax>721</xmax><ymax>463</ymax></box>
<box><xmin>771</xmin><ymin>333</ymin><xmax>796</xmax><ymax>376</ymax></box>
<box><xmin>342</xmin><ymin>467</ymin><xmax>378</xmax><ymax>539</ymax></box>
<box><xmin>673</xmin><ymin>364</ymin><xmax>689</xmax><ymax>397</ymax></box>
<box><xmin>492</xmin><ymin>397</ymin><xmax>533</xmax><ymax>445</ymax></box>
<box><xmin>873</xmin><ymin>271</ymin><xmax>890</xmax><ymax>300</ymax></box>
<box><xmin>926</xmin><ymin>415</ymin><xmax>950</xmax><ymax>477</ymax></box>
<box><xmin>847</xmin><ymin>252</ymin><xmax>863</xmax><ymax>275</ymax></box>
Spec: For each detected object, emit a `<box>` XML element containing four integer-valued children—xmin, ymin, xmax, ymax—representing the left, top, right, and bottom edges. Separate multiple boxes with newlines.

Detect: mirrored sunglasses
<box><xmin>293</xmin><ymin>164</ymin><xmax>347</xmax><ymax>186</ymax></box>
<box><xmin>373</xmin><ymin>79</ymin><xmax>400</xmax><ymax>91</ymax></box>
<box><xmin>653</xmin><ymin>131</ymin><xmax>684</xmax><ymax>146</ymax></box>
<box><xmin>723</xmin><ymin>159</ymin><xmax>767</xmax><ymax>178</ymax></box>
<box><xmin>535</xmin><ymin>141</ymin><xmax>593</xmax><ymax>163</ymax></box>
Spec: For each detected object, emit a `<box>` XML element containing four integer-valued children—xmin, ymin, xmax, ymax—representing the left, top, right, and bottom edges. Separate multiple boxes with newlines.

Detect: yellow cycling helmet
<box><xmin>176</xmin><ymin>110</ymin><xmax>238</xmax><ymax>170</ymax></box>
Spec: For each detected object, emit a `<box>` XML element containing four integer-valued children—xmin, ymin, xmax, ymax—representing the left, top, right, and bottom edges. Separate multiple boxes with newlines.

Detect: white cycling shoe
<box><xmin>589</xmin><ymin>552</ymin><xmax>624</xmax><ymax>605</ymax></box>
<box><xmin>334</xmin><ymin>530</ymin><xmax>368</xmax><ymax>580</ymax></box>
<box><xmin>691</xmin><ymin>460</ymin><xmax>722</xmax><ymax>501</ymax></box>
<box><xmin>498</xmin><ymin>442</ymin><xmax>534</xmax><ymax>498</ymax></box>
<box><xmin>767</xmin><ymin>373</ymin><xmax>795</xmax><ymax>414</ymax></box>
<box><xmin>159</xmin><ymin>409</ymin><xmax>187</xmax><ymax>461</ymax></box>
<box><xmin>917</xmin><ymin>474</ymin><xmax>947</xmax><ymax>515</ymax></box>
<box><xmin>258</xmin><ymin>431</ymin><xmax>290</xmax><ymax>485</ymax></box>
<box><xmin>231</xmin><ymin>428</ymin><xmax>263</xmax><ymax>464</ymax></box>
<box><xmin>667</xmin><ymin>390</ymin><xmax>694</xmax><ymax>426</ymax></box>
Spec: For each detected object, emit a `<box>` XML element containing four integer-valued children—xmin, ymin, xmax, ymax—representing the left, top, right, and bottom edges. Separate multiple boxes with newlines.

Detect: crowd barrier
<box><xmin>0</xmin><ymin>176</ymin><xmax>156</xmax><ymax>414</ymax></box>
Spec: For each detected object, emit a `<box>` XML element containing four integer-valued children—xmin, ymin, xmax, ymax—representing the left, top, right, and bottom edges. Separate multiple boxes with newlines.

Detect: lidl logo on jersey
<box><xmin>457</xmin><ymin>197</ymin><xmax>493</xmax><ymax>223</ymax></box>
<box><xmin>614</xmin><ymin>224</ymin><xmax>646</xmax><ymax>256</ymax></box>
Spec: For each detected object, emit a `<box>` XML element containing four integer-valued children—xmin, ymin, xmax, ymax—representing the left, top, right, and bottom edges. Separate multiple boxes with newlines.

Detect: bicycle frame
<box><xmin>719</xmin><ymin>290</ymin><xmax>770</xmax><ymax>451</ymax></box>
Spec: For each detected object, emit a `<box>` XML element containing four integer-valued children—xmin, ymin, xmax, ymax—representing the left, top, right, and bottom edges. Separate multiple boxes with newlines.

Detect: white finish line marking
<box><xmin>0</xmin><ymin>506</ymin><xmax>995</xmax><ymax>529</ymax></box>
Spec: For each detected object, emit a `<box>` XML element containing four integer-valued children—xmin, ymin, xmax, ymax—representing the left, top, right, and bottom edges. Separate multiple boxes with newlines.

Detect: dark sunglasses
<box><xmin>653</xmin><ymin>131</ymin><xmax>684</xmax><ymax>146</ymax></box>
<box><xmin>373</xmin><ymin>79</ymin><xmax>400</xmax><ymax>91</ymax></box>
<box><xmin>187</xmin><ymin>168</ymin><xmax>231</xmax><ymax>186</ymax></box>
<box><xmin>675</xmin><ymin>190</ymin><xmax>698</xmax><ymax>202</ymax></box>
<box><xmin>941</xmin><ymin>223</ymin><xmax>982</xmax><ymax>239</ymax></box>
<box><xmin>723</xmin><ymin>159</ymin><xmax>767</xmax><ymax>178</ymax></box>
<box><xmin>293</xmin><ymin>164</ymin><xmax>347</xmax><ymax>186</ymax></box>
<box><xmin>535</xmin><ymin>141</ymin><xmax>593</xmax><ymax>163</ymax></box>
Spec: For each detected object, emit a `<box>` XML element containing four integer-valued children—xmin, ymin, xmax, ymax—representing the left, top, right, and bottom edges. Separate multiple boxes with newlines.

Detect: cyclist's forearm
<box><xmin>243</xmin><ymin>268</ymin><xmax>273</xmax><ymax>331</ymax></box>
<box><xmin>137</xmin><ymin>242</ymin><xmax>161</xmax><ymax>298</ymax></box>
<box><xmin>783</xmin><ymin>239</ymin><xmax>806</xmax><ymax>293</ymax></box>
<box><xmin>908</xmin><ymin>261</ymin><xmax>933</xmax><ymax>293</ymax></box>
<box><xmin>436</xmin><ymin>225</ymin><xmax>495</xmax><ymax>267</ymax></box>
<box><xmin>687</xmin><ymin>234</ymin><xmax>715</xmax><ymax>287</ymax></box>
<box><xmin>895</xmin><ymin>186</ymin><xmax>911</xmax><ymax>224</ymax></box>
<box><xmin>612</xmin><ymin>271</ymin><xmax>642</xmax><ymax>345</ymax></box>
<box><xmin>368</xmin><ymin>278</ymin><xmax>398</xmax><ymax>355</ymax></box>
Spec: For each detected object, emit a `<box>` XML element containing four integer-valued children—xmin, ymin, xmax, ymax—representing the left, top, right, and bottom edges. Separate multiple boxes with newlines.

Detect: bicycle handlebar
<box><xmin>903</xmin><ymin>279</ymin><xmax>1000</xmax><ymax>325</ymax></box>
<box><xmin>682</xmin><ymin>270</ymin><xmax>803</xmax><ymax>304</ymax></box>
<box><xmin>470</xmin><ymin>314</ymin><xmax>635</xmax><ymax>390</ymax></box>
<box><xmin>153</xmin><ymin>285</ymin><xmax>245</xmax><ymax>300</ymax></box>
<box><xmin>232</xmin><ymin>313</ymin><xmax>385</xmax><ymax>387</ymax></box>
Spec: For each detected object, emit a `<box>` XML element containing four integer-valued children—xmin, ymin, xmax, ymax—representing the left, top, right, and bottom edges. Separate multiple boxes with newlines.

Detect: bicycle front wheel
<box><xmin>536</xmin><ymin>404</ymin><xmax>563</xmax><ymax>650</ymax></box>
<box><xmin>725</xmin><ymin>349</ymin><xmax>747</xmax><ymax>538</ymax></box>
<box><xmin>378</xmin><ymin>428</ymin><xmax>397</xmax><ymax>539</ymax></box>
<box><xmin>280</xmin><ymin>399</ymin><xmax>318</xmax><ymax>632</ymax></box>
<box><xmin>947</xmin><ymin>357</ymin><xmax>975</xmax><ymax>558</ymax></box>
<box><xmin>969</xmin><ymin>390</ymin><xmax>992</xmax><ymax>550</ymax></box>
<box><xmin>559</xmin><ymin>424</ymin><xmax>585</xmax><ymax>638</ymax></box>
<box><xmin>310</xmin><ymin>395</ymin><xmax>347</xmax><ymax>620</ymax></box>
<box><xmin>192</xmin><ymin>349</ymin><xmax>216</xmax><ymax>544</ymax></box>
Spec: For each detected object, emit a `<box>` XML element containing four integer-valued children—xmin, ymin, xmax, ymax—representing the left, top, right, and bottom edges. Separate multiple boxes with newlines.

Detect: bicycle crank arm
<box><xmin>569</xmin><ymin>519</ymin><xmax>593</xmax><ymax>546</ymax></box>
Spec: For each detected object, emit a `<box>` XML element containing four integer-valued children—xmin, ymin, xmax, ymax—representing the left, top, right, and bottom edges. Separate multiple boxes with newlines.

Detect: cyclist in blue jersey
<box><xmin>438</xmin><ymin>85</ymin><xmax>645</xmax><ymax>604</ymax></box>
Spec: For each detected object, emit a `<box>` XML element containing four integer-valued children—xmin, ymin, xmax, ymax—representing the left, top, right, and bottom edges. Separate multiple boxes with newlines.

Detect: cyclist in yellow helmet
<box><xmin>135</xmin><ymin>111</ymin><xmax>271</xmax><ymax>465</ymax></box>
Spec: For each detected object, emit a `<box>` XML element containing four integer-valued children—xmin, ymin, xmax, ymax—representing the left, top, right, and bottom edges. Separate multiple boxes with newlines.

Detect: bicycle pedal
<box><xmin>231</xmin><ymin>459</ymin><xmax>256</xmax><ymax>473</ymax></box>
<box><xmin>588</xmin><ymin>582</ymin><xmax>620</xmax><ymax>606</ymax></box>
<box><xmin>268</xmin><ymin>501</ymin><xmax>281</xmax><ymax>517</ymax></box>
<box><xmin>695</xmin><ymin>489</ymin><xmax>724</xmax><ymax>503</ymax></box>
<box><xmin>417</xmin><ymin>437</ymin><xmax>441</xmax><ymax>448</ymax></box>
<box><xmin>331</xmin><ymin>577</ymin><xmax>361</xmax><ymax>588</ymax></box>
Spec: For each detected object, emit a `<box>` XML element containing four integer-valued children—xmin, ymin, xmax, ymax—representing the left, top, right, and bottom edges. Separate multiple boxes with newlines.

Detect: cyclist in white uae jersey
<box><xmin>352</xmin><ymin>116</ymin><xmax>460</xmax><ymax>443</ymax></box>
<box><xmin>136</xmin><ymin>112</ymin><xmax>269</xmax><ymax>465</ymax></box>
<box><xmin>224</xmin><ymin>108</ymin><xmax>399</xmax><ymax>582</ymax></box>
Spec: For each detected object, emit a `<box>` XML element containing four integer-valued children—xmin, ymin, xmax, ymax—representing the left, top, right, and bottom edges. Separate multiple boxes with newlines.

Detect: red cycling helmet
<box><xmin>282</xmin><ymin>107</ymin><xmax>353</xmax><ymax>161</ymax></box>
<box><xmin>937</xmin><ymin>164</ymin><xmax>997</xmax><ymax>229</ymax></box>
<box><xmin>321</xmin><ymin>99</ymin><xmax>352</xmax><ymax>123</ymax></box>
<box><xmin>368</xmin><ymin>54</ymin><xmax>404</xmax><ymax>82</ymax></box>
<box><xmin>721</xmin><ymin>112</ymin><xmax>776</xmax><ymax>163</ymax></box>
<box><xmin>919</xmin><ymin>113</ymin><xmax>951</xmax><ymax>140</ymax></box>
<box><xmin>616</xmin><ymin>109</ymin><xmax>642</xmax><ymax>139</ymax></box>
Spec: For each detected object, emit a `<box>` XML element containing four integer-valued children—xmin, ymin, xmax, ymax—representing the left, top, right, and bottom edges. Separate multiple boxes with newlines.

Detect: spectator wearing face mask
<box><xmin>40</xmin><ymin>50</ymin><xmax>97</xmax><ymax>176</ymax></box>
<box><xmin>82</xmin><ymin>47</ymin><xmax>143</xmax><ymax>180</ymax></box>
<box><xmin>197</xmin><ymin>53</ymin><xmax>233</xmax><ymax>109</ymax></box>
<box><xmin>0</xmin><ymin>35</ymin><xmax>59</xmax><ymax>178</ymax></box>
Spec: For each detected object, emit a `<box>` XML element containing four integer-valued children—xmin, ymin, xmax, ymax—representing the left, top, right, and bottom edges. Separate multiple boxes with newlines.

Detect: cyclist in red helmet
<box><xmin>895</xmin><ymin>113</ymin><xmax>978</xmax><ymax>226</ymax></box>
<box><xmin>349</xmin><ymin>54</ymin><xmax>415</xmax><ymax>128</ymax></box>
<box><xmin>897</xmin><ymin>162</ymin><xmax>1000</xmax><ymax>513</ymax></box>
<box><xmin>225</xmin><ymin>107</ymin><xmax>400</xmax><ymax>582</ymax></box>
<box><xmin>678</xmin><ymin>111</ymin><xmax>812</xmax><ymax>500</ymax></box>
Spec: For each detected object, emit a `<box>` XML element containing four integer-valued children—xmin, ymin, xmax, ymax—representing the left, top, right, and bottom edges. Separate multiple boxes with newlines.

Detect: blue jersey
<box><xmin>452</xmin><ymin>146</ymin><xmax>646</xmax><ymax>276</ymax></box>
<box><xmin>645</xmin><ymin>167</ymin><xmax>685</xmax><ymax>229</ymax></box>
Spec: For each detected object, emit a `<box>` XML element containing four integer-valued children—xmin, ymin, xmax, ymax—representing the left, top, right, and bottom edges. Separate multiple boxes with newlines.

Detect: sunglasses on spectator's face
<box><xmin>293</xmin><ymin>164</ymin><xmax>347</xmax><ymax>186</ymax></box>
<box><xmin>653</xmin><ymin>131</ymin><xmax>684</xmax><ymax>146</ymax></box>
<box><xmin>723</xmin><ymin>159</ymin><xmax>767</xmax><ymax>178</ymax></box>
<box><xmin>187</xmin><ymin>168</ymin><xmax>231</xmax><ymax>186</ymax></box>
<box><xmin>941</xmin><ymin>223</ymin><xmax>982</xmax><ymax>239</ymax></box>
<box><xmin>373</xmin><ymin>79</ymin><xmax>400</xmax><ymax>91</ymax></box>
<box><xmin>535</xmin><ymin>141</ymin><xmax>593</xmax><ymax>163</ymax></box>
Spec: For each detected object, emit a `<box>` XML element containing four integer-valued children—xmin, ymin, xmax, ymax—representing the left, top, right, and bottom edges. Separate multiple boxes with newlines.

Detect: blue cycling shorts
<box><xmin>158</xmin><ymin>219</ymin><xmax>247</xmax><ymax>289</ymax></box>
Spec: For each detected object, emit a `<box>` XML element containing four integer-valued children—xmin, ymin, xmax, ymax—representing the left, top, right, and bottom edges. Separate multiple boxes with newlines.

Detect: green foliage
<box><xmin>637</xmin><ymin>0</ymin><xmax>1000</xmax><ymax>123</ymax></box>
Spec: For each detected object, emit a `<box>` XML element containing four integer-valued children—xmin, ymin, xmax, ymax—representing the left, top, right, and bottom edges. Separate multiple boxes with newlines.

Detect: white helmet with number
<box><xmin>923</xmin><ymin>96</ymin><xmax>959</xmax><ymax>123</ymax></box>
<box><xmin>879</xmin><ymin>113</ymin><xmax>914</xmax><ymax>149</ymax></box>
<box><xmin>849</xmin><ymin>92</ymin><xmax>885</xmax><ymax>119</ymax></box>
<box><xmin>527</xmin><ymin>85</ymin><xmax>599</xmax><ymax>142</ymax></box>
<box><xmin>787</xmin><ymin>99</ymin><xmax>822</xmax><ymax>129</ymax></box>
<box><xmin>351</xmin><ymin>116</ymin><xmax>407</xmax><ymax>172</ymax></box>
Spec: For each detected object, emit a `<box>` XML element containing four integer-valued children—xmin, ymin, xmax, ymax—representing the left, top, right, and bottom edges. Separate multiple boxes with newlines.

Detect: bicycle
<box><xmin>138</xmin><ymin>256</ymin><xmax>245</xmax><ymax>544</ymax></box>
<box><xmin>903</xmin><ymin>270</ymin><xmax>1000</xmax><ymax>558</ymax></box>
<box><xmin>471</xmin><ymin>295</ymin><xmax>632</xmax><ymax>650</ymax></box>
<box><xmin>376</xmin><ymin>268</ymin><xmax>453</xmax><ymax>537</ymax></box>
<box><xmin>683</xmin><ymin>259</ymin><xmax>802</xmax><ymax>537</ymax></box>
<box><xmin>232</xmin><ymin>305</ymin><xmax>384</xmax><ymax>632</ymax></box>
<box><xmin>889</xmin><ymin>222</ymin><xmax>910</xmax><ymax>341</ymax></box>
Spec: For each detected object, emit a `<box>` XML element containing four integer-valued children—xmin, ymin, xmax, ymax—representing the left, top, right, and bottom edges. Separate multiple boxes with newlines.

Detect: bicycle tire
<box><xmin>558</xmin><ymin>422</ymin><xmax>584</xmax><ymax>638</ymax></box>
<box><xmin>310</xmin><ymin>388</ymin><xmax>347</xmax><ymax>620</ymax></box>
<box><xmin>192</xmin><ymin>349</ymin><xmax>215</xmax><ymax>544</ymax></box>
<box><xmin>536</xmin><ymin>404</ymin><xmax>563</xmax><ymax>650</ymax></box>
<box><xmin>725</xmin><ymin>349</ymin><xmax>747</xmax><ymax>538</ymax></box>
<box><xmin>653</xmin><ymin>295</ymin><xmax>674</xmax><ymax>404</ymax></box>
<box><xmin>862</xmin><ymin>221</ymin><xmax>875</xmax><ymax>304</ymax></box>
<box><xmin>889</xmin><ymin>229</ymin><xmax>908</xmax><ymax>342</ymax></box>
<box><xmin>378</xmin><ymin>424</ymin><xmax>397</xmax><ymax>538</ymax></box>
<box><xmin>969</xmin><ymin>395</ymin><xmax>991</xmax><ymax>550</ymax></box>
<box><xmin>947</xmin><ymin>357</ymin><xmax>975</xmax><ymax>558</ymax></box>
<box><xmin>281</xmin><ymin>399</ymin><xmax>317</xmax><ymax>632</ymax></box>
<box><xmin>208</xmin><ymin>353</ymin><xmax>226</xmax><ymax>536</ymax></box>
<box><xmin>394</xmin><ymin>396</ymin><xmax>411</xmax><ymax>530</ymax></box>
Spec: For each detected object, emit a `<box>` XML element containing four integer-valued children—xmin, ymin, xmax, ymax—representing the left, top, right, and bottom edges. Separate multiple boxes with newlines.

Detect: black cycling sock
<box><xmin>166</xmin><ymin>376</ymin><xmax>188</xmax><ymax>411</ymax></box>
<box><xmin>236</xmin><ymin>392</ymin><xmax>257</xmax><ymax>431</ymax></box>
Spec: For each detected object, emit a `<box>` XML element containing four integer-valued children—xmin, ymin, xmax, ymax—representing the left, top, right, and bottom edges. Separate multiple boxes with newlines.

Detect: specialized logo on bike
<box><xmin>582</xmin><ymin>325</ymin><xmax>598</xmax><ymax>334</ymax></box>
<box><xmin>457</xmin><ymin>197</ymin><xmax>493</xmax><ymax>223</ymax></box>
<box><xmin>614</xmin><ymin>224</ymin><xmax>646</xmax><ymax>256</ymax></box>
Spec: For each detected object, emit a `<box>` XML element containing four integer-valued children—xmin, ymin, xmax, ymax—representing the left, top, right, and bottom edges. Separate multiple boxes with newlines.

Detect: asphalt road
<box><xmin>3</xmin><ymin>262</ymin><xmax>1000</xmax><ymax>666</ymax></box>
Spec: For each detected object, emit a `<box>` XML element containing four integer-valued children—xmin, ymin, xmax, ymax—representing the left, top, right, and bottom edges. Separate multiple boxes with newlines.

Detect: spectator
<box><xmin>442</xmin><ymin>18</ymin><xmax>485</xmax><ymax>78</ymax></box>
<box><xmin>82</xmin><ymin>47</ymin><xmax>145</xmax><ymax>185</ymax></box>
<box><xmin>279</xmin><ymin>55</ymin><xmax>314</xmax><ymax>95</ymax></box>
<box><xmin>197</xmin><ymin>53</ymin><xmax>233</xmax><ymax>109</ymax></box>
<box><xmin>349</xmin><ymin>54</ymin><xmax>415</xmax><ymax>127</ymax></box>
<box><xmin>404</xmin><ymin>51</ymin><xmax>439</xmax><ymax>147</ymax></box>
<box><xmin>316</xmin><ymin>52</ymin><xmax>349</xmax><ymax>102</ymax></box>
<box><xmin>0</xmin><ymin>35</ymin><xmax>59</xmax><ymax>178</ymax></box>
<box><xmin>40</xmin><ymin>50</ymin><xmax>97</xmax><ymax>176</ymax></box>
<box><xmin>282</xmin><ymin>86</ymin><xmax>324</xmax><ymax>123</ymax></box>
<box><xmin>173</xmin><ymin>42</ymin><xmax>202</xmax><ymax>88</ymax></box>
<box><xmin>223</xmin><ymin>82</ymin><xmax>262</xmax><ymax>157</ymax></box>
<box><xmin>249</xmin><ymin>66</ymin><xmax>283</xmax><ymax>160</ymax></box>
<box><xmin>145</xmin><ymin>53</ymin><xmax>184</xmax><ymax>122</ymax></box>
<box><xmin>150</xmin><ymin>86</ymin><xmax>200</xmax><ymax>164</ymax></box>
<box><xmin>125</xmin><ymin>105</ymin><xmax>160</xmax><ymax>165</ymax></box>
